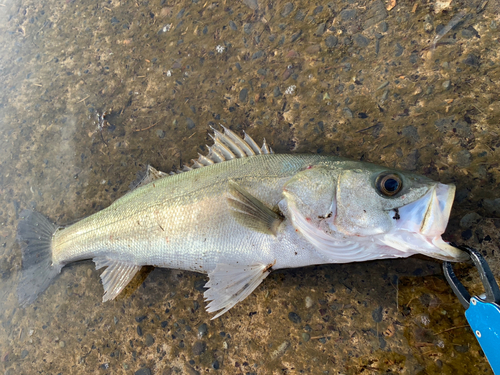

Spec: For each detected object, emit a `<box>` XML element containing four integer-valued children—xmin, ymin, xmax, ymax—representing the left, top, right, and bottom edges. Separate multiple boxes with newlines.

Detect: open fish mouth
<box><xmin>380</xmin><ymin>183</ymin><xmax>469</xmax><ymax>262</ymax></box>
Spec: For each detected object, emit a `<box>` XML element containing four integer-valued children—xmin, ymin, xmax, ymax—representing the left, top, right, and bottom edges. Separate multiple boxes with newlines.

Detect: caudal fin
<box><xmin>17</xmin><ymin>210</ymin><xmax>61</xmax><ymax>307</ymax></box>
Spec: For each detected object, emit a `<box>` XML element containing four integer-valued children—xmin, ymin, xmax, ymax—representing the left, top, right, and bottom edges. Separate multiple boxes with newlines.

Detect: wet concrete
<box><xmin>0</xmin><ymin>0</ymin><xmax>499</xmax><ymax>373</ymax></box>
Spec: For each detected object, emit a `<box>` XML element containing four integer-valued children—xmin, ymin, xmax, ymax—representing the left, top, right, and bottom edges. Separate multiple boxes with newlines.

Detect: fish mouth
<box><xmin>382</xmin><ymin>183</ymin><xmax>469</xmax><ymax>262</ymax></box>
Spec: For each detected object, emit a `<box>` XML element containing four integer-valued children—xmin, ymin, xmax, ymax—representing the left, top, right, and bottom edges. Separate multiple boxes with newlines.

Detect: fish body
<box><xmin>18</xmin><ymin>128</ymin><xmax>467</xmax><ymax>318</ymax></box>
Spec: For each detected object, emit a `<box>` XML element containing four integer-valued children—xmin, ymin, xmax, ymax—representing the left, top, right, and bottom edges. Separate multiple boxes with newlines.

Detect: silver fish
<box><xmin>17</xmin><ymin>126</ymin><xmax>467</xmax><ymax>318</ymax></box>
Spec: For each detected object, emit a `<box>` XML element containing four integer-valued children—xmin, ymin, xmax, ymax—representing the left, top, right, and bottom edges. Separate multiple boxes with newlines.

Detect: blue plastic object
<box><xmin>465</xmin><ymin>297</ymin><xmax>500</xmax><ymax>374</ymax></box>
<box><xmin>443</xmin><ymin>244</ymin><xmax>500</xmax><ymax>375</ymax></box>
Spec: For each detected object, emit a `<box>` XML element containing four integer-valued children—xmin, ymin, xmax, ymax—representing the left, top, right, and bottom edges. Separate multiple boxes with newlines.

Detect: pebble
<box><xmin>135</xmin><ymin>368</ymin><xmax>152</xmax><ymax>375</ymax></box>
<box><xmin>59</xmin><ymin>341</ymin><xmax>65</xmax><ymax>348</ymax></box>
<box><xmin>454</xmin><ymin>150</ymin><xmax>472</xmax><ymax>168</ymax></box>
<box><xmin>271</xmin><ymin>340</ymin><xmax>290</xmax><ymax>359</ymax></box>
<box><xmin>353</xmin><ymin>34</ymin><xmax>370</xmax><ymax>48</ymax></box>
<box><xmin>242</xmin><ymin>0</ymin><xmax>258</xmax><ymax>11</ymax></box>
<box><xmin>315</xmin><ymin>23</ymin><xmax>326</xmax><ymax>36</ymax></box>
<box><xmin>442</xmin><ymin>80</ymin><xmax>451</xmax><ymax>90</ymax></box>
<box><xmin>192</xmin><ymin>341</ymin><xmax>207</xmax><ymax>356</ymax></box>
<box><xmin>305</xmin><ymin>296</ymin><xmax>314</xmax><ymax>309</ymax></box>
<box><xmin>194</xmin><ymin>279</ymin><xmax>207</xmax><ymax>292</ymax></box>
<box><xmin>137</xmin><ymin>326</ymin><xmax>143</xmax><ymax>337</ymax></box>
<box><xmin>460</xmin><ymin>213</ymin><xmax>482</xmax><ymax>229</ymax></box>
<box><xmin>114</xmin><ymin>316</ymin><xmax>119</xmax><ymax>325</ymax></box>
<box><xmin>463</xmin><ymin>54</ymin><xmax>480</xmax><ymax>67</ymax></box>
<box><xmin>325</xmin><ymin>35</ymin><xmax>338</xmax><ymax>48</ymax></box>
<box><xmin>239</xmin><ymin>88</ymin><xmax>248</xmax><ymax>103</ymax></box>
<box><xmin>302</xmin><ymin>333</ymin><xmax>310</xmax><ymax>342</ymax></box>
<box><xmin>394</xmin><ymin>43</ymin><xmax>404</xmax><ymax>57</ymax></box>
<box><xmin>290</xmin><ymin>30</ymin><xmax>302</xmax><ymax>42</ymax></box>
<box><xmin>343</xmin><ymin>107</ymin><xmax>353</xmax><ymax>118</ymax></box>
<box><xmin>273</xmin><ymin>86</ymin><xmax>282</xmax><ymax>97</ymax></box>
<box><xmin>229</xmin><ymin>21</ymin><xmax>237</xmax><ymax>31</ymax></box>
<box><xmin>212</xmin><ymin>360</ymin><xmax>220</xmax><ymax>370</ymax></box>
<box><xmin>198</xmin><ymin>323</ymin><xmax>208</xmax><ymax>338</ymax></box>
<box><xmin>252</xmin><ymin>50</ymin><xmax>264</xmax><ymax>60</ymax></box>
<box><xmin>340</xmin><ymin>9</ymin><xmax>356</xmax><ymax>20</ymax></box>
<box><xmin>135</xmin><ymin>315</ymin><xmax>147</xmax><ymax>323</ymax></box>
<box><xmin>186</xmin><ymin>118</ymin><xmax>196</xmax><ymax>130</ymax></box>
<box><xmin>244</xmin><ymin>23</ymin><xmax>252</xmax><ymax>34</ymax></box>
<box><xmin>145</xmin><ymin>334</ymin><xmax>154</xmax><ymax>346</ymax></box>
<box><xmin>281</xmin><ymin>3</ymin><xmax>294</xmax><ymax>17</ymax></box>
<box><xmin>21</xmin><ymin>349</ymin><xmax>29</xmax><ymax>359</ymax></box>
<box><xmin>372</xmin><ymin>306</ymin><xmax>383</xmax><ymax>322</ymax></box>
<box><xmin>288</xmin><ymin>311</ymin><xmax>301</xmax><ymax>323</ymax></box>
<box><xmin>156</xmin><ymin>129</ymin><xmax>165</xmax><ymax>138</ymax></box>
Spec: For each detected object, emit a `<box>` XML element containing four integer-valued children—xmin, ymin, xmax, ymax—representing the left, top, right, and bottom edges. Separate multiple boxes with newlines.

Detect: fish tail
<box><xmin>17</xmin><ymin>210</ymin><xmax>61</xmax><ymax>307</ymax></box>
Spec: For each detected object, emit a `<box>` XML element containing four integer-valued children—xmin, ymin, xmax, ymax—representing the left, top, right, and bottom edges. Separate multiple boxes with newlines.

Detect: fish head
<box><xmin>282</xmin><ymin>163</ymin><xmax>468</xmax><ymax>262</ymax></box>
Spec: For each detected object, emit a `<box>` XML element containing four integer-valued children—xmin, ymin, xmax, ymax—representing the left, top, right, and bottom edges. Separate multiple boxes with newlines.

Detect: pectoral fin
<box><xmin>94</xmin><ymin>257</ymin><xmax>142</xmax><ymax>302</ymax></box>
<box><xmin>227</xmin><ymin>181</ymin><xmax>283</xmax><ymax>235</ymax></box>
<box><xmin>204</xmin><ymin>261</ymin><xmax>274</xmax><ymax>319</ymax></box>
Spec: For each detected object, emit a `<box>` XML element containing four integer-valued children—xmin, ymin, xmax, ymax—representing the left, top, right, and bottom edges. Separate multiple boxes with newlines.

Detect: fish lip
<box><xmin>392</xmin><ymin>182</ymin><xmax>468</xmax><ymax>261</ymax></box>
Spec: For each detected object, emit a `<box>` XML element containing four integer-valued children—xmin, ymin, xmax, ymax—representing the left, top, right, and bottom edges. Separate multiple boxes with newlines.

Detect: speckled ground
<box><xmin>0</xmin><ymin>0</ymin><xmax>499</xmax><ymax>373</ymax></box>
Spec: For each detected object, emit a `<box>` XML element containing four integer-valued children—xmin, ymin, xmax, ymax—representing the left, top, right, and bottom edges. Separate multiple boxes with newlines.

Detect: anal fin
<box><xmin>228</xmin><ymin>181</ymin><xmax>283</xmax><ymax>235</ymax></box>
<box><xmin>94</xmin><ymin>257</ymin><xmax>142</xmax><ymax>302</ymax></box>
<box><xmin>204</xmin><ymin>261</ymin><xmax>274</xmax><ymax>319</ymax></box>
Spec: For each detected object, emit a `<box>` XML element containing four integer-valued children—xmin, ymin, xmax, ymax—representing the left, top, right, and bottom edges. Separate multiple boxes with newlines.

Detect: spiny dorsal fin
<box><xmin>141</xmin><ymin>126</ymin><xmax>273</xmax><ymax>178</ymax></box>
<box><xmin>175</xmin><ymin>126</ymin><xmax>273</xmax><ymax>175</ymax></box>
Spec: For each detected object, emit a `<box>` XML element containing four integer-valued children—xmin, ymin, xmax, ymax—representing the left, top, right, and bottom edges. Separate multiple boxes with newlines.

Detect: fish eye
<box><xmin>376</xmin><ymin>173</ymin><xmax>403</xmax><ymax>196</ymax></box>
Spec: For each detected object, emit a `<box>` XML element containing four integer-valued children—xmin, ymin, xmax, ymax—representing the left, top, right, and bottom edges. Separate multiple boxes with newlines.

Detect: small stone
<box><xmin>424</xmin><ymin>23</ymin><xmax>434</xmax><ymax>33</ymax></box>
<box><xmin>135</xmin><ymin>368</ymin><xmax>152</xmax><ymax>375</ymax></box>
<box><xmin>186</xmin><ymin>118</ymin><xmax>196</xmax><ymax>130</ymax></box>
<box><xmin>156</xmin><ymin>129</ymin><xmax>165</xmax><ymax>138</ymax></box>
<box><xmin>176</xmin><ymin>8</ymin><xmax>185</xmax><ymax>19</ymax></box>
<box><xmin>135</xmin><ymin>315</ymin><xmax>147</xmax><ymax>323</ymax></box>
<box><xmin>198</xmin><ymin>323</ymin><xmax>208</xmax><ymax>338</ymax></box>
<box><xmin>290</xmin><ymin>30</ymin><xmax>302</xmax><ymax>42</ymax></box>
<box><xmin>137</xmin><ymin>326</ymin><xmax>143</xmax><ymax>336</ymax></box>
<box><xmin>192</xmin><ymin>341</ymin><xmax>207</xmax><ymax>356</ymax></box>
<box><xmin>301</xmin><ymin>333</ymin><xmax>310</xmax><ymax>342</ymax></box>
<box><xmin>281</xmin><ymin>3</ymin><xmax>294</xmax><ymax>17</ymax></box>
<box><xmin>402</xmin><ymin>126</ymin><xmax>419</xmax><ymax>143</ymax></box>
<box><xmin>145</xmin><ymin>334</ymin><xmax>154</xmax><ymax>346</ymax></box>
<box><xmin>340</xmin><ymin>9</ymin><xmax>356</xmax><ymax>20</ymax></box>
<box><xmin>211</xmin><ymin>360</ymin><xmax>220</xmax><ymax>370</ymax></box>
<box><xmin>394</xmin><ymin>43</ymin><xmax>404</xmax><ymax>57</ymax></box>
<box><xmin>244</xmin><ymin>23</ymin><xmax>252</xmax><ymax>34</ymax></box>
<box><xmin>343</xmin><ymin>107</ymin><xmax>353</xmax><ymax>118</ymax></box>
<box><xmin>161</xmin><ymin>321</ymin><xmax>169</xmax><ymax>328</ymax></box>
<box><xmin>313</xmin><ymin>6</ymin><xmax>323</xmax><ymax>15</ymax></box>
<box><xmin>305</xmin><ymin>45</ymin><xmax>320</xmax><ymax>54</ymax></box>
<box><xmin>242</xmin><ymin>0</ymin><xmax>258</xmax><ymax>11</ymax></box>
<box><xmin>325</xmin><ymin>35</ymin><xmax>338</xmax><ymax>48</ymax></box>
<box><xmin>463</xmin><ymin>54</ymin><xmax>480</xmax><ymax>67</ymax></box>
<box><xmin>379</xmin><ymin>21</ymin><xmax>388</xmax><ymax>32</ymax></box>
<box><xmin>305</xmin><ymin>296</ymin><xmax>314</xmax><ymax>308</ymax></box>
<box><xmin>288</xmin><ymin>312</ymin><xmax>301</xmax><ymax>324</ymax></box>
<box><xmin>454</xmin><ymin>150</ymin><xmax>472</xmax><ymax>168</ymax></box>
<box><xmin>252</xmin><ymin>50</ymin><xmax>264</xmax><ymax>59</ymax></box>
<box><xmin>315</xmin><ymin>23</ymin><xmax>326</xmax><ymax>36</ymax></box>
<box><xmin>372</xmin><ymin>306</ymin><xmax>383</xmax><ymax>322</ymax></box>
<box><xmin>239</xmin><ymin>88</ymin><xmax>248</xmax><ymax>103</ymax></box>
<box><xmin>270</xmin><ymin>340</ymin><xmax>290</xmax><ymax>359</ymax></box>
<box><xmin>114</xmin><ymin>316</ymin><xmax>119</xmax><ymax>325</ymax></box>
<box><xmin>194</xmin><ymin>279</ymin><xmax>207</xmax><ymax>292</ymax></box>
<box><xmin>273</xmin><ymin>86</ymin><xmax>282</xmax><ymax>97</ymax></box>
<box><xmin>483</xmin><ymin>198</ymin><xmax>500</xmax><ymax>217</ymax></box>
<box><xmin>111</xmin><ymin>17</ymin><xmax>120</xmax><ymax>24</ymax></box>
<box><xmin>442</xmin><ymin>80</ymin><xmax>451</xmax><ymax>90</ymax></box>
<box><xmin>59</xmin><ymin>341</ymin><xmax>65</xmax><ymax>348</ymax></box>
<box><xmin>21</xmin><ymin>349</ymin><xmax>29</xmax><ymax>359</ymax></box>
<box><xmin>353</xmin><ymin>34</ymin><xmax>370</xmax><ymax>48</ymax></box>
<box><xmin>229</xmin><ymin>21</ymin><xmax>237</xmax><ymax>31</ymax></box>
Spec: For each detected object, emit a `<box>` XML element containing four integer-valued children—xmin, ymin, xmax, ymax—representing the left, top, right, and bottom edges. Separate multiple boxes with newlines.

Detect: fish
<box><xmin>17</xmin><ymin>126</ymin><xmax>468</xmax><ymax>318</ymax></box>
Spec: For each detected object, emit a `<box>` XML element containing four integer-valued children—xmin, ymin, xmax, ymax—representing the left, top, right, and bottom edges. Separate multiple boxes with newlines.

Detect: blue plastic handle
<box><xmin>465</xmin><ymin>297</ymin><xmax>500</xmax><ymax>374</ymax></box>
